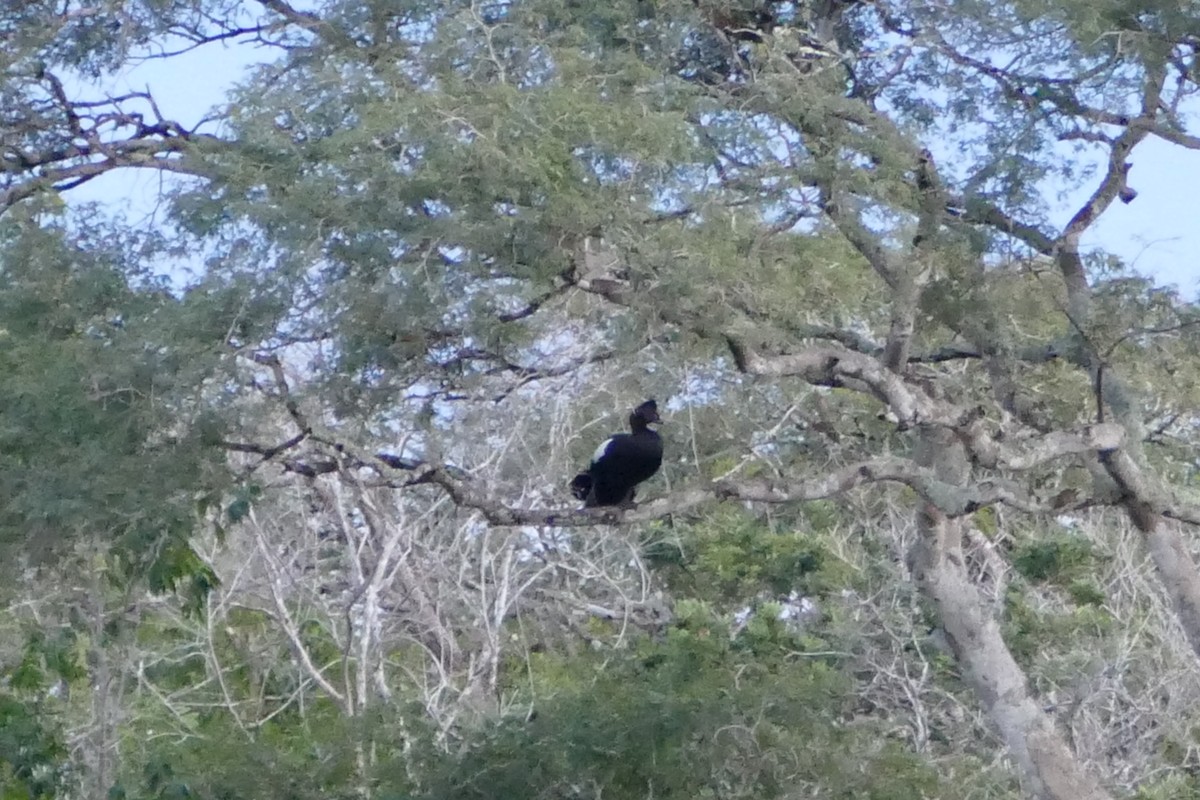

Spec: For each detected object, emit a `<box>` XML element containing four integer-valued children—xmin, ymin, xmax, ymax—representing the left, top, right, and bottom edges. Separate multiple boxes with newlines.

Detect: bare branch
<box><xmin>250</xmin><ymin>516</ymin><xmax>348</xmax><ymax>712</ymax></box>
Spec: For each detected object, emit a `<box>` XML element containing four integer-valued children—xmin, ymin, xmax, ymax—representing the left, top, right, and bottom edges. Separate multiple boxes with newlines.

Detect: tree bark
<box><xmin>1141</xmin><ymin>519</ymin><xmax>1200</xmax><ymax>658</ymax></box>
<box><xmin>908</xmin><ymin>426</ymin><xmax>1112</xmax><ymax>800</ymax></box>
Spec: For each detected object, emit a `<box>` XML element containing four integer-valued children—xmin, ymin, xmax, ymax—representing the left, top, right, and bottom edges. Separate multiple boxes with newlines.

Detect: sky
<box><xmin>66</xmin><ymin>41</ymin><xmax>259</xmax><ymax>223</ymax></box>
<box><xmin>63</xmin><ymin>37</ymin><xmax>1200</xmax><ymax>301</ymax></box>
<box><xmin>1076</xmin><ymin>136</ymin><xmax>1200</xmax><ymax>299</ymax></box>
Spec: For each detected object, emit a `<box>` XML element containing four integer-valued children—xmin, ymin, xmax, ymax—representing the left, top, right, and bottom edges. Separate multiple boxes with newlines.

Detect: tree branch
<box><xmin>949</xmin><ymin>196</ymin><xmax>1056</xmax><ymax>255</ymax></box>
<box><xmin>725</xmin><ymin>336</ymin><xmax>1125</xmax><ymax>466</ymax></box>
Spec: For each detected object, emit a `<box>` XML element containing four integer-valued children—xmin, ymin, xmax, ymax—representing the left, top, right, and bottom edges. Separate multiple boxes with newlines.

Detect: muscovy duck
<box><xmin>569</xmin><ymin>399</ymin><xmax>663</xmax><ymax>508</ymax></box>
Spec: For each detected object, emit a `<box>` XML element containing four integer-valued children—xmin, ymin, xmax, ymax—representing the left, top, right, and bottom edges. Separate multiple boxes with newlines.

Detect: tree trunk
<box><xmin>1143</xmin><ymin>521</ymin><xmax>1200</xmax><ymax>658</ymax></box>
<box><xmin>908</xmin><ymin>426</ymin><xmax>1111</xmax><ymax>800</ymax></box>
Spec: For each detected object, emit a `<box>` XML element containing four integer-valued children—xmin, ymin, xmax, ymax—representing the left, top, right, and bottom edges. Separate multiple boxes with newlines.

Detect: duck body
<box><xmin>570</xmin><ymin>400</ymin><xmax>663</xmax><ymax>508</ymax></box>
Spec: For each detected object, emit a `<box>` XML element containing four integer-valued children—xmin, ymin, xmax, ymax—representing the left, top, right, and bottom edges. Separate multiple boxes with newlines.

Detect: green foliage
<box><xmin>1008</xmin><ymin>531</ymin><xmax>1110</xmax><ymax>628</ymax></box>
<box><xmin>0</xmin><ymin>695</ymin><xmax>70</xmax><ymax>800</ymax></box>
<box><xmin>1066</xmin><ymin>579</ymin><xmax>1106</xmax><ymax>607</ymax></box>
<box><xmin>185</xmin><ymin>1</ymin><xmax>704</xmax><ymax>412</ymax></box>
<box><xmin>115</xmin><ymin>704</ymin><xmax>365</xmax><ymax>800</ymax></box>
<box><xmin>648</xmin><ymin>507</ymin><xmax>855</xmax><ymax>606</ymax></box>
<box><xmin>224</xmin><ymin>485</ymin><xmax>262</xmax><ymax>524</ymax></box>
<box><xmin>1011</xmin><ymin>534</ymin><xmax>1101</xmax><ymax>584</ymax></box>
<box><xmin>1003</xmin><ymin>587</ymin><xmax>1114</xmax><ymax>663</ymax></box>
<box><xmin>0</xmin><ymin>211</ymin><xmax>230</xmax><ymax>598</ymax></box>
<box><xmin>1132</xmin><ymin>773</ymin><xmax>1200</xmax><ymax>800</ymax></box>
<box><xmin>412</xmin><ymin>613</ymin><xmax>943</xmax><ymax>800</ymax></box>
<box><xmin>144</xmin><ymin>541</ymin><xmax>220</xmax><ymax>618</ymax></box>
<box><xmin>0</xmin><ymin>629</ymin><xmax>74</xmax><ymax>799</ymax></box>
<box><xmin>10</xmin><ymin>628</ymin><xmax>86</xmax><ymax>692</ymax></box>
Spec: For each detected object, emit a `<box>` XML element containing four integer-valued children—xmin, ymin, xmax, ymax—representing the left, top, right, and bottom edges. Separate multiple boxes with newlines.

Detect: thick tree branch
<box><xmin>934</xmin><ymin>52</ymin><xmax>1200</xmax><ymax>662</ymax></box>
<box><xmin>1058</xmin><ymin>65</ymin><xmax>1165</xmax><ymax>320</ymax></box>
<box><xmin>726</xmin><ymin>336</ymin><xmax>1125</xmax><ymax>466</ymax></box>
<box><xmin>725</xmin><ymin>338</ymin><xmax>930</xmax><ymax>420</ymax></box>
<box><xmin>882</xmin><ymin>148</ymin><xmax>944</xmax><ymax>372</ymax></box>
<box><xmin>969</xmin><ymin>425</ymin><xmax>1124</xmax><ymax>470</ymax></box>
<box><xmin>816</xmin><ymin>186</ymin><xmax>902</xmax><ymax>290</ymax></box>
<box><xmin>949</xmin><ymin>196</ymin><xmax>1056</xmax><ymax>255</ymax></box>
<box><xmin>247</xmin><ymin>430</ymin><xmax>1122</xmax><ymax>529</ymax></box>
<box><xmin>253</xmin><ymin>0</ymin><xmax>323</xmax><ymax>28</ymax></box>
<box><xmin>722</xmin><ymin>459</ymin><xmax>1049</xmax><ymax>515</ymax></box>
<box><xmin>371</xmin><ymin>455</ymin><xmax>1106</xmax><ymax>527</ymax></box>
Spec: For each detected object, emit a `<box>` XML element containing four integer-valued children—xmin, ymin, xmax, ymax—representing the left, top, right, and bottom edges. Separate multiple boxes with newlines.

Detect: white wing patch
<box><xmin>592</xmin><ymin>437</ymin><xmax>614</xmax><ymax>463</ymax></box>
